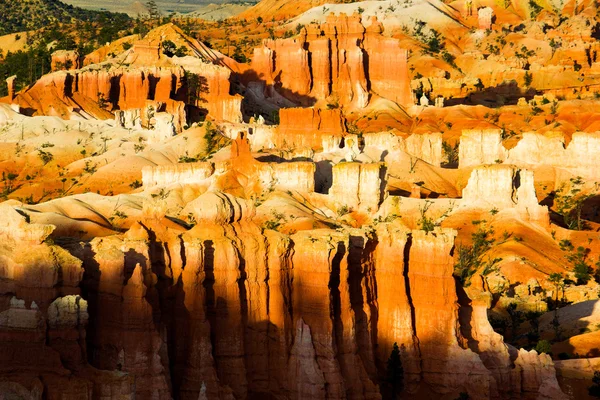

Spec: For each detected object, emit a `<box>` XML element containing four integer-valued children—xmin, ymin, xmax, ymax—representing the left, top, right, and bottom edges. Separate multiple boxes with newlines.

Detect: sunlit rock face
<box><xmin>251</xmin><ymin>14</ymin><xmax>412</xmax><ymax>109</ymax></box>
<box><xmin>1</xmin><ymin>1</ymin><xmax>599</xmax><ymax>398</ymax></box>
<box><xmin>0</xmin><ymin>199</ymin><xmax>567</xmax><ymax>399</ymax></box>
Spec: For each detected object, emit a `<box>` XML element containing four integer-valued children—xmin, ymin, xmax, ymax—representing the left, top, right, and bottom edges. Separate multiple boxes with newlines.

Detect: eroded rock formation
<box><xmin>330</xmin><ymin>162</ymin><xmax>386</xmax><ymax>210</ymax></box>
<box><xmin>0</xmin><ymin>194</ymin><xmax>568</xmax><ymax>399</ymax></box>
<box><xmin>142</xmin><ymin>135</ymin><xmax>316</xmax><ymax>194</ymax></box>
<box><xmin>459</xmin><ymin>129</ymin><xmax>507</xmax><ymax>168</ymax></box>
<box><xmin>0</xmin><ymin>205</ymin><xmax>134</xmax><ymax>398</ymax></box>
<box><xmin>1</xmin><ymin>5</ymin><xmax>596</xmax><ymax>399</ymax></box>
<box><xmin>11</xmin><ymin>63</ymin><xmax>241</xmax><ymax>123</ymax></box>
<box><xmin>51</xmin><ymin>50</ymin><xmax>80</xmax><ymax>72</ymax></box>
<box><xmin>250</xmin><ymin>13</ymin><xmax>412</xmax><ymax>109</ymax></box>
<box><xmin>459</xmin><ymin>129</ymin><xmax>600</xmax><ymax>178</ymax></box>
<box><xmin>461</xmin><ymin>164</ymin><xmax>550</xmax><ymax>225</ymax></box>
<box><xmin>278</xmin><ymin>107</ymin><xmax>347</xmax><ymax>149</ymax></box>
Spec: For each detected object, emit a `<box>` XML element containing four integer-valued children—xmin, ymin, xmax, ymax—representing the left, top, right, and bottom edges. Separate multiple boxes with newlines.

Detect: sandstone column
<box><xmin>6</xmin><ymin>75</ymin><xmax>16</xmax><ymax>101</ymax></box>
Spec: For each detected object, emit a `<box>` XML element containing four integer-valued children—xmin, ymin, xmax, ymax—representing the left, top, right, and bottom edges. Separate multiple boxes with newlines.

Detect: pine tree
<box><xmin>146</xmin><ymin>1</ymin><xmax>160</xmax><ymax>21</ymax></box>
<box><xmin>387</xmin><ymin>342</ymin><xmax>404</xmax><ymax>398</ymax></box>
<box><xmin>589</xmin><ymin>371</ymin><xmax>600</xmax><ymax>397</ymax></box>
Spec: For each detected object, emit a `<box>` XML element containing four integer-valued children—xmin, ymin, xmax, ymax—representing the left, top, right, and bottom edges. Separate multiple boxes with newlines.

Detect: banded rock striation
<box><xmin>0</xmin><ymin>189</ymin><xmax>568</xmax><ymax>400</ymax></box>
<box><xmin>7</xmin><ymin>61</ymin><xmax>241</xmax><ymax>124</ymax></box>
<box><xmin>459</xmin><ymin>129</ymin><xmax>600</xmax><ymax>178</ymax></box>
<box><xmin>250</xmin><ymin>13</ymin><xmax>412</xmax><ymax>110</ymax></box>
<box><xmin>0</xmin><ymin>205</ymin><xmax>134</xmax><ymax>398</ymax></box>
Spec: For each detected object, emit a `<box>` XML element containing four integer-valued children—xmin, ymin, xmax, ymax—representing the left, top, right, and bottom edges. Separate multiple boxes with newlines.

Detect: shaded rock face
<box><xmin>0</xmin><ymin>206</ymin><xmax>134</xmax><ymax>398</ymax></box>
<box><xmin>58</xmin><ymin>218</ymin><xmax>564</xmax><ymax>399</ymax></box>
<box><xmin>0</xmin><ymin>200</ymin><xmax>568</xmax><ymax>399</ymax></box>
<box><xmin>461</xmin><ymin>279</ymin><xmax>568</xmax><ymax>400</ymax></box>
<box><xmin>250</xmin><ymin>14</ymin><xmax>412</xmax><ymax>109</ymax></box>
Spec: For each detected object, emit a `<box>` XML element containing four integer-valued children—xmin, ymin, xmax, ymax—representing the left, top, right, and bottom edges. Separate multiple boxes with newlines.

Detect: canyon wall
<box><xmin>11</xmin><ymin>64</ymin><xmax>242</xmax><ymax>123</ymax></box>
<box><xmin>461</xmin><ymin>164</ymin><xmax>550</xmax><ymax>225</ymax></box>
<box><xmin>0</xmin><ymin>198</ymin><xmax>568</xmax><ymax>399</ymax></box>
<box><xmin>461</xmin><ymin>279</ymin><xmax>567</xmax><ymax>399</ymax></box>
<box><xmin>277</xmin><ymin>107</ymin><xmax>347</xmax><ymax>149</ymax></box>
<box><xmin>0</xmin><ymin>205</ymin><xmax>135</xmax><ymax>398</ymax></box>
<box><xmin>330</xmin><ymin>162</ymin><xmax>386</xmax><ymax>210</ymax></box>
<box><xmin>142</xmin><ymin>163</ymin><xmax>216</xmax><ymax>187</ymax></box>
<box><xmin>458</xmin><ymin>129</ymin><xmax>507</xmax><ymax>168</ymax></box>
<box><xmin>250</xmin><ymin>13</ymin><xmax>412</xmax><ymax>110</ymax></box>
<box><xmin>460</xmin><ymin>129</ymin><xmax>600</xmax><ymax>177</ymax></box>
<box><xmin>271</xmin><ymin>113</ymin><xmax>443</xmax><ymax>165</ymax></box>
<box><xmin>142</xmin><ymin>136</ymin><xmax>316</xmax><ymax>193</ymax></box>
<box><xmin>507</xmin><ymin>131</ymin><xmax>600</xmax><ymax>176</ymax></box>
<box><xmin>404</xmin><ymin>133</ymin><xmax>443</xmax><ymax>167</ymax></box>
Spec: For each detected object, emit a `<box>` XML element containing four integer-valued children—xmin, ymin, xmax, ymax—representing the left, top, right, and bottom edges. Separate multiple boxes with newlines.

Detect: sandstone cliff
<box><xmin>0</xmin><ymin>205</ymin><xmax>134</xmax><ymax>398</ymax></box>
<box><xmin>249</xmin><ymin>14</ymin><xmax>412</xmax><ymax>110</ymax></box>
<box><xmin>461</xmin><ymin>164</ymin><xmax>550</xmax><ymax>225</ymax></box>
<box><xmin>11</xmin><ymin>63</ymin><xmax>242</xmax><ymax>124</ymax></box>
<box><xmin>459</xmin><ymin>129</ymin><xmax>507</xmax><ymax>168</ymax></box>
<box><xmin>0</xmin><ymin>197</ymin><xmax>569</xmax><ymax>399</ymax></box>
<box><xmin>277</xmin><ymin>107</ymin><xmax>347</xmax><ymax>149</ymax></box>
<box><xmin>141</xmin><ymin>135</ymin><xmax>316</xmax><ymax>195</ymax></box>
<box><xmin>459</xmin><ymin>129</ymin><xmax>600</xmax><ymax>179</ymax></box>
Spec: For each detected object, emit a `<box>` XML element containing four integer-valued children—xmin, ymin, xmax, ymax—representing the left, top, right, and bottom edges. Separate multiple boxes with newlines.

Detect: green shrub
<box><xmin>534</xmin><ymin>340</ymin><xmax>552</xmax><ymax>355</ymax></box>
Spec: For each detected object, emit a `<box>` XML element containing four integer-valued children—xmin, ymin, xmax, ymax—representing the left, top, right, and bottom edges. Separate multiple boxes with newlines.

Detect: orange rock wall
<box><xmin>0</xmin><ymin>203</ymin><xmax>567</xmax><ymax>399</ymax></box>
<box><xmin>12</xmin><ymin>65</ymin><xmax>241</xmax><ymax>123</ymax></box>
<box><xmin>278</xmin><ymin>107</ymin><xmax>347</xmax><ymax>149</ymax></box>
<box><xmin>0</xmin><ymin>206</ymin><xmax>135</xmax><ymax>398</ymax></box>
<box><xmin>51</xmin><ymin>50</ymin><xmax>80</xmax><ymax>72</ymax></box>
<box><xmin>250</xmin><ymin>14</ymin><xmax>412</xmax><ymax>109</ymax></box>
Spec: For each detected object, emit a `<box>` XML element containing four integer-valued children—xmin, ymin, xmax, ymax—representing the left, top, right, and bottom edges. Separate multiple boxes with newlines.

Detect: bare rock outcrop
<box><xmin>461</xmin><ymin>165</ymin><xmax>549</xmax><ymax>225</ymax></box>
<box><xmin>12</xmin><ymin>63</ymin><xmax>242</xmax><ymax>123</ymax></box>
<box><xmin>405</xmin><ymin>132</ymin><xmax>443</xmax><ymax>167</ymax></box>
<box><xmin>80</xmin><ymin>232</ymin><xmax>171</xmax><ymax>399</ymax></box>
<box><xmin>142</xmin><ymin>134</ymin><xmax>316</xmax><ymax>194</ymax></box>
<box><xmin>409</xmin><ymin>229</ymin><xmax>493</xmax><ymax>397</ymax></box>
<box><xmin>363</xmin><ymin>131</ymin><xmax>443</xmax><ymax>166</ymax></box>
<box><xmin>182</xmin><ymin>192</ymin><xmax>256</xmax><ymax>224</ymax></box>
<box><xmin>51</xmin><ymin>50</ymin><xmax>80</xmax><ymax>71</ymax></box>
<box><xmin>478</xmin><ymin>7</ymin><xmax>495</xmax><ymax>30</ymax></box>
<box><xmin>514</xmin><ymin>349</ymin><xmax>567</xmax><ymax>399</ymax></box>
<box><xmin>461</xmin><ymin>130</ymin><xmax>600</xmax><ymax>178</ymax></box>
<box><xmin>506</xmin><ymin>132</ymin><xmax>566</xmax><ymax>166</ymax></box>
<box><xmin>0</xmin><ymin>205</ymin><xmax>134</xmax><ymax>397</ymax></box>
<box><xmin>0</xmin><ymin>196</ymin><xmax>571</xmax><ymax>399</ymax></box>
<box><xmin>459</xmin><ymin>129</ymin><xmax>507</xmax><ymax>168</ymax></box>
<box><xmin>250</xmin><ymin>14</ymin><xmax>411</xmax><ymax>110</ymax></box>
<box><xmin>462</xmin><ymin>278</ymin><xmax>568</xmax><ymax>399</ymax></box>
<box><xmin>6</xmin><ymin>75</ymin><xmax>17</xmax><ymax>101</ymax></box>
<box><xmin>0</xmin><ymin>204</ymin><xmax>54</xmax><ymax>245</ymax></box>
<box><xmin>330</xmin><ymin>162</ymin><xmax>386</xmax><ymax>211</ymax></box>
<box><xmin>277</xmin><ymin>107</ymin><xmax>347</xmax><ymax>149</ymax></box>
<box><xmin>142</xmin><ymin>162</ymin><xmax>216</xmax><ymax>188</ymax></box>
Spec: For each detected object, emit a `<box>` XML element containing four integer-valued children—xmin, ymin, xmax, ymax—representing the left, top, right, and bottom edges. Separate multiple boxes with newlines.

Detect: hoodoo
<box><xmin>250</xmin><ymin>13</ymin><xmax>412</xmax><ymax>110</ymax></box>
<box><xmin>0</xmin><ymin>0</ymin><xmax>599</xmax><ymax>398</ymax></box>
